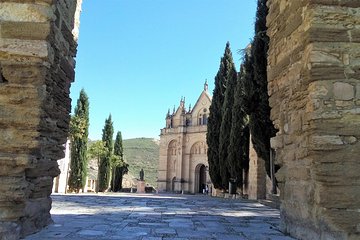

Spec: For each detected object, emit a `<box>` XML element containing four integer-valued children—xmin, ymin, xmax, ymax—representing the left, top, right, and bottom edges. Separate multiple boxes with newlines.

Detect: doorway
<box><xmin>195</xmin><ymin>164</ymin><xmax>206</xmax><ymax>193</ymax></box>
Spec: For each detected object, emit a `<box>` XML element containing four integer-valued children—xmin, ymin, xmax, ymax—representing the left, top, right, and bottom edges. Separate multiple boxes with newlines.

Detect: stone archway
<box><xmin>189</xmin><ymin>141</ymin><xmax>208</xmax><ymax>193</ymax></box>
<box><xmin>194</xmin><ymin>164</ymin><xmax>206</xmax><ymax>194</ymax></box>
<box><xmin>1</xmin><ymin>1</ymin><xmax>359</xmax><ymax>239</ymax></box>
<box><xmin>171</xmin><ymin>177</ymin><xmax>176</xmax><ymax>192</ymax></box>
<box><xmin>166</xmin><ymin>140</ymin><xmax>177</xmax><ymax>191</ymax></box>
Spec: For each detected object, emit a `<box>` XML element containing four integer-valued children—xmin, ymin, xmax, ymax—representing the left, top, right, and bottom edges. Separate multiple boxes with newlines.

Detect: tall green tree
<box><xmin>246</xmin><ymin>0</ymin><xmax>277</xmax><ymax>176</ymax></box>
<box><xmin>111</xmin><ymin>131</ymin><xmax>129</xmax><ymax>192</ymax></box>
<box><xmin>98</xmin><ymin>114</ymin><xmax>114</xmax><ymax>192</ymax></box>
<box><xmin>227</xmin><ymin>64</ymin><xmax>250</xmax><ymax>191</ymax></box>
<box><xmin>218</xmin><ymin>43</ymin><xmax>238</xmax><ymax>189</ymax></box>
<box><xmin>68</xmin><ymin>89</ymin><xmax>89</xmax><ymax>193</ymax></box>
<box><xmin>207</xmin><ymin>42</ymin><xmax>233</xmax><ymax>189</ymax></box>
<box><xmin>88</xmin><ymin>140</ymin><xmax>106</xmax><ymax>192</ymax></box>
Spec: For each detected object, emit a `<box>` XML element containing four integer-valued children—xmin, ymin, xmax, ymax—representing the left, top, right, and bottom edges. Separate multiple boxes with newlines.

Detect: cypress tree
<box><xmin>111</xmin><ymin>131</ymin><xmax>129</xmax><ymax>192</ymax></box>
<box><xmin>218</xmin><ymin>43</ymin><xmax>238</xmax><ymax>189</ymax></box>
<box><xmin>227</xmin><ymin>64</ymin><xmax>250</xmax><ymax>191</ymax></box>
<box><xmin>98</xmin><ymin>114</ymin><xmax>114</xmax><ymax>192</ymax></box>
<box><xmin>246</xmin><ymin>0</ymin><xmax>277</xmax><ymax>176</ymax></box>
<box><xmin>68</xmin><ymin>89</ymin><xmax>89</xmax><ymax>193</ymax></box>
<box><xmin>207</xmin><ymin>42</ymin><xmax>234</xmax><ymax>189</ymax></box>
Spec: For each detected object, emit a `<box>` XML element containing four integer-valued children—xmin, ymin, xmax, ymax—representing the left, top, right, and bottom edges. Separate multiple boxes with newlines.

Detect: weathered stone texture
<box><xmin>0</xmin><ymin>0</ymin><xmax>81</xmax><ymax>239</ymax></box>
<box><xmin>247</xmin><ymin>136</ymin><xmax>267</xmax><ymax>200</ymax></box>
<box><xmin>268</xmin><ymin>0</ymin><xmax>360</xmax><ymax>239</ymax></box>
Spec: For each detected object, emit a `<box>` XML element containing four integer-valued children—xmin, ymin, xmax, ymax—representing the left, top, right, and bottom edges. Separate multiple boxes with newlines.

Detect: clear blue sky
<box><xmin>70</xmin><ymin>0</ymin><xmax>257</xmax><ymax>140</ymax></box>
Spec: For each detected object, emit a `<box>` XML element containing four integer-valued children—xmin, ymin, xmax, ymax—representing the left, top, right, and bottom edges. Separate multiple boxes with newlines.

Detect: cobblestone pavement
<box><xmin>26</xmin><ymin>193</ymin><xmax>295</xmax><ymax>240</ymax></box>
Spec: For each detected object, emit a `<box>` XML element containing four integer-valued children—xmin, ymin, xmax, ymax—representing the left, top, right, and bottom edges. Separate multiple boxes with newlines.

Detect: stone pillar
<box><xmin>267</xmin><ymin>0</ymin><xmax>360</xmax><ymax>239</ymax></box>
<box><xmin>137</xmin><ymin>180</ymin><xmax>146</xmax><ymax>193</ymax></box>
<box><xmin>247</xmin><ymin>136</ymin><xmax>267</xmax><ymax>200</ymax></box>
<box><xmin>157</xmin><ymin>136</ymin><xmax>170</xmax><ymax>192</ymax></box>
<box><xmin>0</xmin><ymin>0</ymin><xmax>82</xmax><ymax>239</ymax></box>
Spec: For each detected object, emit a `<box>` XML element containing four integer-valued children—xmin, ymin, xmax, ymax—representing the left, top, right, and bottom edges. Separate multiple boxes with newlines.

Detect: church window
<box><xmin>203</xmin><ymin>114</ymin><xmax>207</xmax><ymax>125</ymax></box>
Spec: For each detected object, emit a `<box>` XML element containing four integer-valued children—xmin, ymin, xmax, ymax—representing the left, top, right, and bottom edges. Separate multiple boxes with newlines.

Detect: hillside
<box><xmin>123</xmin><ymin>138</ymin><xmax>159</xmax><ymax>188</ymax></box>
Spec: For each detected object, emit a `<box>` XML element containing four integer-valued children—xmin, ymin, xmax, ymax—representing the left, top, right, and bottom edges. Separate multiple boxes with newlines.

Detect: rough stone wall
<box><xmin>267</xmin><ymin>0</ymin><xmax>360</xmax><ymax>239</ymax></box>
<box><xmin>0</xmin><ymin>0</ymin><xmax>81</xmax><ymax>239</ymax></box>
<box><xmin>247</xmin><ymin>136</ymin><xmax>266</xmax><ymax>200</ymax></box>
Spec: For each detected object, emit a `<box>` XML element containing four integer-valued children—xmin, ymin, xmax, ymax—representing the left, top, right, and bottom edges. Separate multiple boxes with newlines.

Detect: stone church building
<box><xmin>157</xmin><ymin>82</ymin><xmax>212</xmax><ymax>194</ymax></box>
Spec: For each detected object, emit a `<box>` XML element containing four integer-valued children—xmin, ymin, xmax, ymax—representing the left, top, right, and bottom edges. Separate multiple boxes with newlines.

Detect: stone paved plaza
<box><xmin>26</xmin><ymin>193</ymin><xmax>295</xmax><ymax>240</ymax></box>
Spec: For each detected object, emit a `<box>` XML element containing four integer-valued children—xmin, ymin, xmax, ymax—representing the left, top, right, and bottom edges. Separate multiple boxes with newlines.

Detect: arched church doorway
<box><xmin>166</xmin><ymin>140</ymin><xmax>177</xmax><ymax>191</ymax></box>
<box><xmin>195</xmin><ymin>164</ymin><xmax>206</xmax><ymax>193</ymax></box>
<box><xmin>171</xmin><ymin>177</ymin><xmax>176</xmax><ymax>192</ymax></box>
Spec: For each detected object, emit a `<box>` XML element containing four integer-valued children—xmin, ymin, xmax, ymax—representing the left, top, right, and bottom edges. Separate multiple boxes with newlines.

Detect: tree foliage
<box><xmin>98</xmin><ymin>114</ymin><xmax>114</xmax><ymax>192</ymax></box>
<box><xmin>218</xmin><ymin>43</ymin><xmax>238</xmax><ymax>189</ymax></box>
<box><xmin>206</xmin><ymin>0</ymin><xmax>276</xmax><ymax>191</ymax></box>
<box><xmin>88</xmin><ymin>140</ymin><xmax>107</xmax><ymax>192</ymax></box>
<box><xmin>244</xmin><ymin>0</ymin><xmax>277</xmax><ymax>176</ymax></box>
<box><xmin>207</xmin><ymin>42</ymin><xmax>235</xmax><ymax>189</ymax></box>
<box><xmin>68</xmin><ymin>89</ymin><xmax>89</xmax><ymax>193</ymax></box>
<box><xmin>227</xmin><ymin>65</ymin><xmax>250</xmax><ymax>190</ymax></box>
<box><xmin>114</xmin><ymin>131</ymin><xmax>123</xmax><ymax>158</ymax></box>
<box><xmin>111</xmin><ymin>131</ymin><xmax>129</xmax><ymax>192</ymax></box>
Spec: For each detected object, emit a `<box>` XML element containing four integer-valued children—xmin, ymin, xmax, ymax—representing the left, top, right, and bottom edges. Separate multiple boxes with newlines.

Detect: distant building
<box><xmin>52</xmin><ymin>140</ymin><xmax>97</xmax><ymax>193</ymax></box>
<box><xmin>52</xmin><ymin>140</ymin><xmax>70</xmax><ymax>193</ymax></box>
<box><xmin>157</xmin><ymin>82</ymin><xmax>212</xmax><ymax>194</ymax></box>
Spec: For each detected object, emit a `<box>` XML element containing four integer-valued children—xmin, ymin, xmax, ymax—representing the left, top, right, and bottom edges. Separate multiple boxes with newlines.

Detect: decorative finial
<box><xmin>166</xmin><ymin>108</ymin><xmax>170</xmax><ymax>118</ymax></box>
<box><xmin>180</xmin><ymin>96</ymin><xmax>185</xmax><ymax>108</ymax></box>
<box><xmin>188</xmin><ymin>104</ymin><xmax>192</xmax><ymax>112</ymax></box>
<box><xmin>173</xmin><ymin>105</ymin><xmax>175</xmax><ymax>114</ymax></box>
<box><xmin>204</xmin><ymin>79</ymin><xmax>208</xmax><ymax>91</ymax></box>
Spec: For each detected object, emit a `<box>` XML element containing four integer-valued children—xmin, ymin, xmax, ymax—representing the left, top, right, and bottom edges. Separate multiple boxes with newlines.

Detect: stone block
<box><xmin>309</xmin><ymin>27</ymin><xmax>349</xmax><ymax>43</ymax></box>
<box><xmin>308</xmin><ymin>0</ymin><xmax>360</xmax><ymax>8</ymax></box>
<box><xmin>308</xmin><ymin>65</ymin><xmax>346</xmax><ymax>81</ymax></box>
<box><xmin>0</xmin><ymin>205</ymin><xmax>24</xmax><ymax>221</ymax></box>
<box><xmin>351</xmin><ymin>29</ymin><xmax>360</xmax><ymax>43</ymax></box>
<box><xmin>286</xmin><ymin>166</ymin><xmax>310</xmax><ymax>181</ymax></box>
<box><xmin>1</xmin><ymin>22</ymin><xmax>50</xmax><ymax>40</ymax></box>
<box><xmin>0</xmin><ymin>39</ymin><xmax>49</xmax><ymax>59</ymax></box>
<box><xmin>308</xmin><ymin>81</ymin><xmax>330</xmax><ymax>99</ymax></box>
<box><xmin>1</xmin><ymin>64</ymin><xmax>47</xmax><ymax>84</ymax></box>
<box><xmin>309</xmin><ymin>51</ymin><xmax>342</xmax><ymax>64</ymax></box>
<box><xmin>313</xmin><ymin>115</ymin><xmax>360</xmax><ymax>136</ymax></box>
<box><xmin>314</xmin><ymin>162</ymin><xmax>360</xmax><ymax>187</ymax></box>
<box><xmin>270</xmin><ymin>135</ymin><xmax>283</xmax><ymax>149</ymax></box>
<box><xmin>335</xmin><ymin>100</ymin><xmax>354</xmax><ymax>108</ymax></box>
<box><xmin>355</xmin><ymin>84</ymin><xmax>360</xmax><ymax>99</ymax></box>
<box><xmin>137</xmin><ymin>181</ymin><xmax>146</xmax><ymax>193</ymax></box>
<box><xmin>0</xmin><ymin>3</ymin><xmax>55</xmax><ymax>22</ymax></box>
<box><xmin>333</xmin><ymin>82</ymin><xmax>354</xmax><ymax>100</ymax></box>
<box><xmin>309</xmin><ymin>135</ymin><xmax>344</xmax><ymax>150</ymax></box>
<box><xmin>0</xmin><ymin>222</ymin><xmax>20</xmax><ymax>240</ymax></box>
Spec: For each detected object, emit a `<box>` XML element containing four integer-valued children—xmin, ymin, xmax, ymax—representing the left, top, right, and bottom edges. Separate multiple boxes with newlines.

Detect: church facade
<box><xmin>157</xmin><ymin>82</ymin><xmax>212</xmax><ymax>194</ymax></box>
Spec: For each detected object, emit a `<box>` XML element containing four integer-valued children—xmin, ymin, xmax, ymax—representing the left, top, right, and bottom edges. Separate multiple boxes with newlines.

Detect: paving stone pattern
<box><xmin>26</xmin><ymin>193</ymin><xmax>295</xmax><ymax>240</ymax></box>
